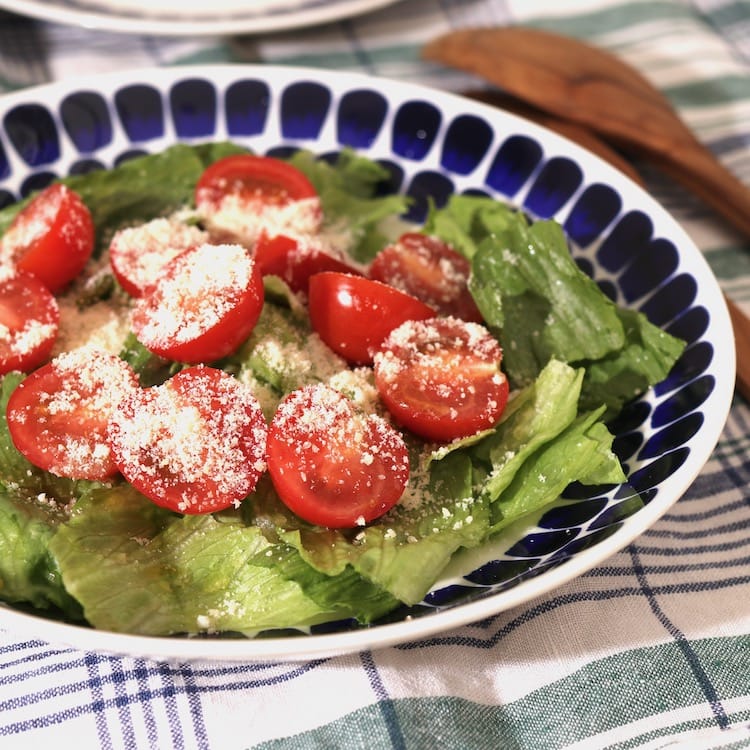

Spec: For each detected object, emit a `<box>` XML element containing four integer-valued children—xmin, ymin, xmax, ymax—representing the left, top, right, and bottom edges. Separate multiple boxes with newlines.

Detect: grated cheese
<box><xmin>109</xmin><ymin>215</ymin><xmax>208</xmax><ymax>295</ymax></box>
<box><xmin>16</xmin><ymin>347</ymin><xmax>140</xmax><ymax>478</ymax></box>
<box><xmin>108</xmin><ymin>366</ymin><xmax>268</xmax><ymax>514</ymax></box>
<box><xmin>53</xmin><ymin>296</ymin><xmax>130</xmax><ymax>356</ymax></box>
<box><xmin>270</xmin><ymin>383</ymin><xmax>409</xmax><ymax>500</ymax></box>
<box><xmin>201</xmin><ymin>195</ymin><xmax>322</xmax><ymax>248</ymax></box>
<box><xmin>132</xmin><ymin>243</ymin><xmax>255</xmax><ymax>347</ymax></box>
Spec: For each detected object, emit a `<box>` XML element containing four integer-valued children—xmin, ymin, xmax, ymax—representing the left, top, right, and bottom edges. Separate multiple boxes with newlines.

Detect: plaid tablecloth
<box><xmin>1</xmin><ymin>1</ymin><xmax>749</xmax><ymax>748</ymax></box>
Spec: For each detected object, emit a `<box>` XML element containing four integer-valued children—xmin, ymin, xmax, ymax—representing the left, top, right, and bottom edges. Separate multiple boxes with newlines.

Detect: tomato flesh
<box><xmin>254</xmin><ymin>232</ymin><xmax>362</xmax><ymax>295</ymax></box>
<box><xmin>0</xmin><ymin>184</ymin><xmax>94</xmax><ymax>293</ymax></box>
<box><xmin>369</xmin><ymin>232</ymin><xmax>482</xmax><ymax>322</ymax></box>
<box><xmin>108</xmin><ymin>366</ymin><xmax>268</xmax><ymax>514</ymax></box>
<box><xmin>373</xmin><ymin>316</ymin><xmax>509</xmax><ymax>442</ymax></box>
<box><xmin>0</xmin><ymin>268</ymin><xmax>59</xmax><ymax>374</ymax></box>
<box><xmin>195</xmin><ymin>154</ymin><xmax>321</xmax><ymax>247</ymax></box>
<box><xmin>308</xmin><ymin>272</ymin><xmax>436</xmax><ymax>365</ymax></box>
<box><xmin>131</xmin><ymin>243</ymin><xmax>264</xmax><ymax>363</ymax></box>
<box><xmin>109</xmin><ymin>217</ymin><xmax>207</xmax><ymax>297</ymax></box>
<box><xmin>6</xmin><ymin>348</ymin><xmax>139</xmax><ymax>479</ymax></box>
<box><xmin>266</xmin><ymin>384</ymin><xmax>409</xmax><ymax>528</ymax></box>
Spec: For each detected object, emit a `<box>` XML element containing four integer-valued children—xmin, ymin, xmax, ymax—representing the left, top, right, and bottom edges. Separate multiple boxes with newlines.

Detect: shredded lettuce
<box><xmin>426</xmin><ymin>194</ymin><xmax>686</xmax><ymax>417</ymax></box>
<box><xmin>48</xmin><ymin>484</ymin><xmax>372</xmax><ymax>636</ymax></box>
<box><xmin>0</xmin><ymin>144</ymin><xmax>685</xmax><ymax>636</ymax></box>
<box><xmin>0</xmin><ymin>374</ymin><xmax>86</xmax><ymax>618</ymax></box>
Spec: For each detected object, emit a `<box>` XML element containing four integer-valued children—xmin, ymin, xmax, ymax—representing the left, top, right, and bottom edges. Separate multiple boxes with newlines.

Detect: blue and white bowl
<box><xmin>0</xmin><ymin>65</ymin><xmax>735</xmax><ymax>662</ymax></box>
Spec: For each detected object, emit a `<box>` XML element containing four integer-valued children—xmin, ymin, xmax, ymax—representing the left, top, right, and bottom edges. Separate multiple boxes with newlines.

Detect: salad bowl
<box><xmin>0</xmin><ymin>65</ymin><xmax>734</xmax><ymax>662</ymax></box>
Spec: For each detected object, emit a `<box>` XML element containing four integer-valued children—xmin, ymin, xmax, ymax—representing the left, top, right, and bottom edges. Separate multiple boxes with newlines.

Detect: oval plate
<box><xmin>0</xmin><ymin>0</ymin><xmax>401</xmax><ymax>36</ymax></box>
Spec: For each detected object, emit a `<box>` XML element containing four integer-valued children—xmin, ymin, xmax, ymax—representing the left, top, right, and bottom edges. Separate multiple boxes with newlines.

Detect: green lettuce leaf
<box><xmin>251</xmin><ymin>542</ymin><xmax>398</xmax><ymax>623</ymax></box>
<box><xmin>247</xmin><ymin>450</ymin><xmax>488</xmax><ymax>605</ymax></box>
<box><xmin>422</xmin><ymin>193</ymin><xmax>514</xmax><ymax>259</ymax></box>
<box><xmin>468</xmin><ymin>358</ymin><xmax>586</xmax><ymax>501</ymax></box>
<box><xmin>0</xmin><ymin>374</ymin><xmax>86</xmax><ymax>617</ymax></box>
<box><xmin>470</xmin><ymin>216</ymin><xmax>626</xmax><ymax>380</ymax></box>
<box><xmin>289</xmin><ymin>149</ymin><xmax>410</xmax><ymax>262</ymax></box>
<box><xmin>487</xmin><ymin>407</ymin><xmax>625</xmax><ymax>533</ymax></box>
<box><xmin>434</xmin><ymin>359</ymin><xmax>625</xmax><ymax>532</ymax></box>
<box><xmin>423</xmin><ymin>195</ymin><xmax>685</xmax><ymax>417</ymax></box>
<box><xmin>0</xmin><ymin>491</ymin><xmax>84</xmax><ymax>618</ymax></box>
<box><xmin>579</xmin><ymin>307</ymin><xmax>688</xmax><ymax>415</ymax></box>
<box><xmin>48</xmin><ymin>484</ymin><xmax>385</xmax><ymax>636</ymax></box>
<box><xmin>119</xmin><ymin>332</ymin><xmax>183</xmax><ymax>387</ymax></box>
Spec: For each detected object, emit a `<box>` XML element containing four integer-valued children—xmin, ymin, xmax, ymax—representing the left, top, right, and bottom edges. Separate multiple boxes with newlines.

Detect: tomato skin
<box><xmin>254</xmin><ymin>232</ymin><xmax>362</xmax><ymax>294</ymax></box>
<box><xmin>6</xmin><ymin>348</ymin><xmax>139</xmax><ymax>479</ymax></box>
<box><xmin>266</xmin><ymin>384</ymin><xmax>409</xmax><ymax>528</ymax></box>
<box><xmin>369</xmin><ymin>232</ymin><xmax>482</xmax><ymax>322</ymax></box>
<box><xmin>131</xmin><ymin>243</ymin><xmax>265</xmax><ymax>363</ymax></box>
<box><xmin>373</xmin><ymin>316</ymin><xmax>509</xmax><ymax>442</ymax></box>
<box><xmin>308</xmin><ymin>272</ymin><xmax>436</xmax><ymax>365</ymax></box>
<box><xmin>0</xmin><ymin>184</ymin><xmax>94</xmax><ymax>293</ymax></box>
<box><xmin>0</xmin><ymin>268</ymin><xmax>59</xmax><ymax>374</ymax></box>
<box><xmin>108</xmin><ymin>366</ymin><xmax>268</xmax><ymax>515</ymax></box>
<box><xmin>195</xmin><ymin>154</ymin><xmax>322</xmax><ymax>246</ymax></box>
<box><xmin>195</xmin><ymin>154</ymin><xmax>319</xmax><ymax>210</ymax></box>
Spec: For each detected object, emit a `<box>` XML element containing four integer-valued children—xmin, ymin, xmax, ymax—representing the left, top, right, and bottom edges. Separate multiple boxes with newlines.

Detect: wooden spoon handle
<box><xmin>650</xmin><ymin>148</ymin><xmax>750</xmax><ymax>239</ymax></box>
<box><xmin>726</xmin><ymin>295</ymin><xmax>750</xmax><ymax>402</ymax></box>
<box><xmin>423</xmin><ymin>28</ymin><xmax>701</xmax><ymax>154</ymax></box>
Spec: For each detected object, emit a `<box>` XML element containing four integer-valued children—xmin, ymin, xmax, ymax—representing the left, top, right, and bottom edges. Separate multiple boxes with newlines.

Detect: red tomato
<box><xmin>266</xmin><ymin>383</ymin><xmax>409</xmax><ymax>528</ymax></box>
<box><xmin>195</xmin><ymin>154</ymin><xmax>321</xmax><ymax>246</ymax></box>
<box><xmin>6</xmin><ymin>348</ymin><xmax>139</xmax><ymax>479</ymax></box>
<box><xmin>196</xmin><ymin>154</ymin><xmax>318</xmax><ymax>209</ymax></box>
<box><xmin>108</xmin><ymin>366</ymin><xmax>268</xmax><ymax>514</ymax></box>
<box><xmin>0</xmin><ymin>184</ymin><xmax>94</xmax><ymax>293</ymax></box>
<box><xmin>0</xmin><ymin>268</ymin><xmax>59</xmax><ymax>374</ymax></box>
<box><xmin>308</xmin><ymin>272</ymin><xmax>436</xmax><ymax>365</ymax></box>
<box><xmin>373</xmin><ymin>317</ymin><xmax>509</xmax><ymax>442</ymax></box>
<box><xmin>253</xmin><ymin>232</ymin><xmax>362</xmax><ymax>294</ymax></box>
<box><xmin>109</xmin><ymin>217</ymin><xmax>207</xmax><ymax>297</ymax></box>
<box><xmin>369</xmin><ymin>233</ymin><xmax>482</xmax><ymax>322</ymax></box>
<box><xmin>131</xmin><ymin>243</ymin><xmax>264</xmax><ymax>363</ymax></box>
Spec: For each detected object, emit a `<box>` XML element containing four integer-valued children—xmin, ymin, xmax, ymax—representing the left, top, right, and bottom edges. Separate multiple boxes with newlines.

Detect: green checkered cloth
<box><xmin>0</xmin><ymin>1</ymin><xmax>748</xmax><ymax>748</ymax></box>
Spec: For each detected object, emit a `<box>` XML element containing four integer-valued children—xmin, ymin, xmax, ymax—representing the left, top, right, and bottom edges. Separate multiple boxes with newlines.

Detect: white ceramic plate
<box><xmin>0</xmin><ymin>65</ymin><xmax>734</xmax><ymax>662</ymax></box>
<box><xmin>0</xmin><ymin>0</ymin><xmax>400</xmax><ymax>35</ymax></box>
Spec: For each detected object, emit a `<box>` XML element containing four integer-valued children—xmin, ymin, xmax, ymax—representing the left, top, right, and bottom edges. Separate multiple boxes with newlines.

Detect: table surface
<box><xmin>0</xmin><ymin>1</ymin><xmax>749</xmax><ymax>748</ymax></box>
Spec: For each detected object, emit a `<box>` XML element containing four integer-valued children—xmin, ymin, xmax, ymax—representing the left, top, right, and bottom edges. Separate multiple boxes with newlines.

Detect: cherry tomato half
<box><xmin>108</xmin><ymin>366</ymin><xmax>268</xmax><ymax>514</ymax></box>
<box><xmin>373</xmin><ymin>316</ymin><xmax>509</xmax><ymax>442</ymax></box>
<box><xmin>131</xmin><ymin>243</ymin><xmax>264</xmax><ymax>363</ymax></box>
<box><xmin>253</xmin><ymin>232</ymin><xmax>362</xmax><ymax>295</ymax></box>
<box><xmin>0</xmin><ymin>184</ymin><xmax>94</xmax><ymax>293</ymax></box>
<box><xmin>109</xmin><ymin>217</ymin><xmax>207</xmax><ymax>297</ymax></box>
<box><xmin>369</xmin><ymin>233</ymin><xmax>482</xmax><ymax>322</ymax></box>
<box><xmin>6</xmin><ymin>348</ymin><xmax>139</xmax><ymax>479</ymax></box>
<box><xmin>308</xmin><ymin>272</ymin><xmax>436</xmax><ymax>365</ymax></box>
<box><xmin>195</xmin><ymin>154</ymin><xmax>321</xmax><ymax>246</ymax></box>
<box><xmin>266</xmin><ymin>383</ymin><xmax>409</xmax><ymax>528</ymax></box>
<box><xmin>0</xmin><ymin>268</ymin><xmax>59</xmax><ymax>374</ymax></box>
